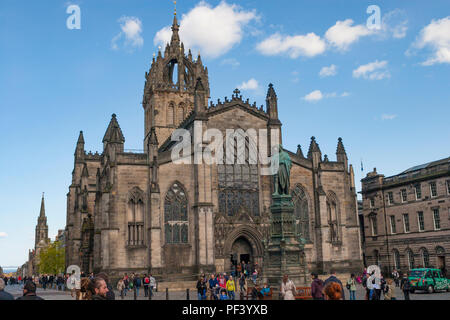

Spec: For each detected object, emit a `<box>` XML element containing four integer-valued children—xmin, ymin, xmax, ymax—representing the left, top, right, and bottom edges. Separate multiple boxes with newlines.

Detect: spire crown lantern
<box><xmin>307</xmin><ymin>136</ymin><xmax>322</xmax><ymax>159</ymax></box>
<box><xmin>336</xmin><ymin>137</ymin><xmax>347</xmax><ymax>154</ymax></box>
<box><xmin>103</xmin><ymin>114</ymin><xmax>125</xmax><ymax>144</ymax></box>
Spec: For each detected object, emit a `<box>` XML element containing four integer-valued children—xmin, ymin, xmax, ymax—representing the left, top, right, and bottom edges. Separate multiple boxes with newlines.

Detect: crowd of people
<box><xmin>0</xmin><ymin>266</ymin><xmax>418</xmax><ymax>301</ymax></box>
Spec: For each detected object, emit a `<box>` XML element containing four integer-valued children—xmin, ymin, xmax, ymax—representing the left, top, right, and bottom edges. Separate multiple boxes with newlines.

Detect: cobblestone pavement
<box><xmin>5</xmin><ymin>283</ymin><xmax>450</xmax><ymax>300</ymax></box>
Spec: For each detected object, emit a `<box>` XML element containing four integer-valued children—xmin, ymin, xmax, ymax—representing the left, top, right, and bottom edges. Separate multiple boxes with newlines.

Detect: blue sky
<box><xmin>1</xmin><ymin>0</ymin><xmax>449</xmax><ymax>266</ymax></box>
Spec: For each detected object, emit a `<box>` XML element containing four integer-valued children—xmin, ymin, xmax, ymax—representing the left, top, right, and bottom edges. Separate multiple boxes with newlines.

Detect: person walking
<box><xmin>239</xmin><ymin>272</ymin><xmax>247</xmax><ymax>300</ymax></box>
<box><xmin>149</xmin><ymin>274</ymin><xmax>156</xmax><ymax>297</ymax></box>
<box><xmin>143</xmin><ymin>274</ymin><xmax>150</xmax><ymax>297</ymax></box>
<box><xmin>226</xmin><ymin>275</ymin><xmax>236</xmax><ymax>300</ymax></box>
<box><xmin>281</xmin><ymin>275</ymin><xmax>297</xmax><ymax>300</ymax></box>
<box><xmin>209</xmin><ymin>274</ymin><xmax>219</xmax><ymax>300</ymax></box>
<box><xmin>392</xmin><ymin>269</ymin><xmax>400</xmax><ymax>287</ymax></box>
<box><xmin>16</xmin><ymin>281</ymin><xmax>44</xmax><ymax>300</ymax></box>
<box><xmin>311</xmin><ymin>273</ymin><xmax>324</xmax><ymax>300</ymax></box>
<box><xmin>400</xmin><ymin>273</ymin><xmax>411</xmax><ymax>300</ymax></box>
<box><xmin>346</xmin><ymin>274</ymin><xmax>357</xmax><ymax>300</ymax></box>
<box><xmin>134</xmin><ymin>274</ymin><xmax>141</xmax><ymax>297</ymax></box>
<box><xmin>123</xmin><ymin>274</ymin><xmax>129</xmax><ymax>297</ymax></box>
<box><xmin>196</xmin><ymin>277</ymin><xmax>207</xmax><ymax>300</ymax></box>
<box><xmin>0</xmin><ymin>278</ymin><xmax>14</xmax><ymax>300</ymax></box>
<box><xmin>117</xmin><ymin>279</ymin><xmax>125</xmax><ymax>300</ymax></box>
<box><xmin>323</xmin><ymin>270</ymin><xmax>345</xmax><ymax>300</ymax></box>
<box><xmin>384</xmin><ymin>279</ymin><xmax>396</xmax><ymax>300</ymax></box>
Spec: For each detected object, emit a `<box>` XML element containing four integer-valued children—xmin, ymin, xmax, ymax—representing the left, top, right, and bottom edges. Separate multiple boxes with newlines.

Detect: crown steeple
<box><xmin>35</xmin><ymin>193</ymin><xmax>49</xmax><ymax>248</ymax></box>
<box><xmin>39</xmin><ymin>193</ymin><xmax>46</xmax><ymax>218</ymax></box>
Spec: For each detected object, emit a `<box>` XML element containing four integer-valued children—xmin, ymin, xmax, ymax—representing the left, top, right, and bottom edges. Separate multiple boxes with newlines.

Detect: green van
<box><xmin>408</xmin><ymin>268</ymin><xmax>450</xmax><ymax>293</ymax></box>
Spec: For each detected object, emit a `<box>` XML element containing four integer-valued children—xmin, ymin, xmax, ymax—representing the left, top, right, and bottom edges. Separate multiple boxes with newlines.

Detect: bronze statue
<box><xmin>272</xmin><ymin>145</ymin><xmax>292</xmax><ymax>196</ymax></box>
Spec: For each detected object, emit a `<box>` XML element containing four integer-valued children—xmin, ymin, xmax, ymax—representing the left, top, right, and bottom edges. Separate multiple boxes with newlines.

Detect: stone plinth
<box><xmin>264</xmin><ymin>195</ymin><xmax>308</xmax><ymax>288</ymax></box>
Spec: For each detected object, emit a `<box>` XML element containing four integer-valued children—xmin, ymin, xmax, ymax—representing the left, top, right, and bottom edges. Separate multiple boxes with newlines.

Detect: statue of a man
<box><xmin>272</xmin><ymin>145</ymin><xmax>292</xmax><ymax>196</ymax></box>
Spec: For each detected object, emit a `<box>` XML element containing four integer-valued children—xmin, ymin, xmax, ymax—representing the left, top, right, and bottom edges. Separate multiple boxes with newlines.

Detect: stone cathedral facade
<box><xmin>65</xmin><ymin>15</ymin><xmax>363</xmax><ymax>280</ymax></box>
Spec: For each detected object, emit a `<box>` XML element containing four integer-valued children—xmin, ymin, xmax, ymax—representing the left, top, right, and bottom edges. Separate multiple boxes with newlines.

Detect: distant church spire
<box><xmin>39</xmin><ymin>192</ymin><xmax>45</xmax><ymax>218</ymax></box>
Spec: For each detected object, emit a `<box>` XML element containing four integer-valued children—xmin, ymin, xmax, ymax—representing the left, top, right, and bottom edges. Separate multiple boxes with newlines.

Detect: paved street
<box><xmin>4</xmin><ymin>283</ymin><xmax>450</xmax><ymax>300</ymax></box>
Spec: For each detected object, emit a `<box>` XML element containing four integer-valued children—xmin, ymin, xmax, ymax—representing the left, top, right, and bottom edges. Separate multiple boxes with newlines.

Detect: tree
<box><xmin>38</xmin><ymin>241</ymin><xmax>65</xmax><ymax>275</ymax></box>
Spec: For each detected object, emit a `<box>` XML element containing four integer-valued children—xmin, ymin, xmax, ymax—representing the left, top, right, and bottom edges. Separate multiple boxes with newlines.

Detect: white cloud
<box><xmin>256</xmin><ymin>32</ymin><xmax>326</xmax><ymax>58</ymax></box>
<box><xmin>303</xmin><ymin>90</ymin><xmax>323</xmax><ymax>102</ymax></box>
<box><xmin>238</xmin><ymin>78</ymin><xmax>259</xmax><ymax>91</ymax></box>
<box><xmin>154</xmin><ymin>1</ymin><xmax>258</xmax><ymax>58</ymax></box>
<box><xmin>380</xmin><ymin>9</ymin><xmax>408</xmax><ymax>39</ymax></box>
<box><xmin>303</xmin><ymin>90</ymin><xmax>350</xmax><ymax>103</ymax></box>
<box><xmin>325</xmin><ymin>19</ymin><xmax>373</xmax><ymax>51</ymax></box>
<box><xmin>221</xmin><ymin>58</ymin><xmax>240</xmax><ymax>68</ymax></box>
<box><xmin>412</xmin><ymin>16</ymin><xmax>450</xmax><ymax>66</ymax></box>
<box><xmin>319</xmin><ymin>64</ymin><xmax>338</xmax><ymax>77</ymax></box>
<box><xmin>0</xmin><ymin>232</ymin><xmax>8</xmax><ymax>238</ymax></box>
<box><xmin>112</xmin><ymin>16</ymin><xmax>144</xmax><ymax>51</ymax></box>
<box><xmin>353</xmin><ymin>60</ymin><xmax>390</xmax><ymax>80</ymax></box>
<box><xmin>381</xmin><ymin>114</ymin><xmax>397</xmax><ymax>120</ymax></box>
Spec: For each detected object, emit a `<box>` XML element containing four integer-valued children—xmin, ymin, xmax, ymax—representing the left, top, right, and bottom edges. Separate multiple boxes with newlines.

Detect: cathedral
<box><xmin>65</xmin><ymin>13</ymin><xmax>363</xmax><ymax>281</ymax></box>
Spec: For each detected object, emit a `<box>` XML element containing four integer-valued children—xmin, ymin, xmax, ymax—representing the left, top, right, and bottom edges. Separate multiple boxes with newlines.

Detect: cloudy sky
<box><xmin>1</xmin><ymin>0</ymin><xmax>449</xmax><ymax>266</ymax></box>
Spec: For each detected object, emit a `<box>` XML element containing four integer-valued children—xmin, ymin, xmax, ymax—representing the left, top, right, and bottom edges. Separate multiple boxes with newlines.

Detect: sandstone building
<box><xmin>65</xmin><ymin>14</ymin><xmax>363</xmax><ymax>280</ymax></box>
<box><xmin>361</xmin><ymin>157</ymin><xmax>450</xmax><ymax>275</ymax></box>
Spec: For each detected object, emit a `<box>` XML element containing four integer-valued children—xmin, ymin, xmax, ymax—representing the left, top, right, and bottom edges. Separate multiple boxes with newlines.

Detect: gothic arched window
<box><xmin>165</xmin><ymin>183</ymin><xmax>188</xmax><ymax>244</ymax></box>
<box><xmin>167</xmin><ymin>103</ymin><xmax>175</xmax><ymax>126</ymax></box>
<box><xmin>127</xmin><ymin>189</ymin><xmax>144</xmax><ymax>247</ymax></box>
<box><xmin>326</xmin><ymin>192</ymin><xmax>340</xmax><ymax>243</ymax></box>
<box><xmin>218</xmin><ymin>130</ymin><xmax>259</xmax><ymax>217</ymax></box>
<box><xmin>177</xmin><ymin>103</ymin><xmax>185</xmax><ymax>124</ymax></box>
<box><xmin>292</xmin><ymin>185</ymin><xmax>310</xmax><ymax>241</ymax></box>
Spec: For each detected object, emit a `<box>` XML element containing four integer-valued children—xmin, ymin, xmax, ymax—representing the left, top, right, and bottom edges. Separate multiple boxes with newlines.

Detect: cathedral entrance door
<box><xmin>231</xmin><ymin>237</ymin><xmax>253</xmax><ymax>265</ymax></box>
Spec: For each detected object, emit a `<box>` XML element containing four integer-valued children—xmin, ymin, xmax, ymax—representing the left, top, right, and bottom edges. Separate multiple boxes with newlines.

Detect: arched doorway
<box><xmin>231</xmin><ymin>237</ymin><xmax>253</xmax><ymax>265</ymax></box>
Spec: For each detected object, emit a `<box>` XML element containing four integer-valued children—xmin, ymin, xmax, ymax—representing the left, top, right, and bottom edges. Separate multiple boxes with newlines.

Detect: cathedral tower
<box><xmin>142</xmin><ymin>13</ymin><xmax>210</xmax><ymax>150</ymax></box>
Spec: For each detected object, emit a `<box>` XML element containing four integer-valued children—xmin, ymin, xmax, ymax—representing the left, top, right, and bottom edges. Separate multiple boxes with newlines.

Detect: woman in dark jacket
<box><xmin>310</xmin><ymin>273</ymin><xmax>324</xmax><ymax>300</ymax></box>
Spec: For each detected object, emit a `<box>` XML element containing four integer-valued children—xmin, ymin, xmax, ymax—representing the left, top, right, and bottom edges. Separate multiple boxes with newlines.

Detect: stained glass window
<box><xmin>165</xmin><ymin>183</ymin><xmax>189</xmax><ymax>244</ymax></box>
<box><xmin>292</xmin><ymin>185</ymin><xmax>310</xmax><ymax>241</ymax></box>
<box><xmin>218</xmin><ymin>134</ymin><xmax>260</xmax><ymax>217</ymax></box>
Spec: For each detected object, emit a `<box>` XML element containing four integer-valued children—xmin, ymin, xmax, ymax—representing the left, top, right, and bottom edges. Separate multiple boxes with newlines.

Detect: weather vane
<box><xmin>174</xmin><ymin>1</ymin><xmax>177</xmax><ymax>16</ymax></box>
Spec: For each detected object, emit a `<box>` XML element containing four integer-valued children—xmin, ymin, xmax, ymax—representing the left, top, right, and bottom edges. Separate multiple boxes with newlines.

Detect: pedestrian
<box><xmin>367</xmin><ymin>271</ymin><xmax>377</xmax><ymax>300</ymax></box>
<box><xmin>143</xmin><ymin>274</ymin><xmax>150</xmax><ymax>297</ymax></box>
<box><xmin>323</xmin><ymin>270</ymin><xmax>345</xmax><ymax>300</ymax></box>
<box><xmin>392</xmin><ymin>269</ymin><xmax>400</xmax><ymax>287</ymax></box>
<box><xmin>346</xmin><ymin>274</ymin><xmax>357</xmax><ymax>300</ymax></box>
<box><xmin>311</xmin><ymin>273</ymin><xmax>324</xmax><ymax>300</ymax></box>
<box><xmin>281</xmin><ymin>274</ymin><xmax>297</xmax><ymax>300</ymax></box>
<box><xmin>80</xmin><ymin>278</ymin><xmax>95</xmax><ymax>300</ymax></box>
<box><xmin>0</xmin><ymin>278</ymin><xmax>14</xmax><ymax>300</ymax></box>
<box><xmin>16</xmin><ymin>281</ymin><xmax>44</xmax><ymax>300</ymax></box>
<box><xmin>196</xmin><ymin>277</ymin><xmax>207</xmax><ymax>300</ymax></box>
<box><xmin>117</xmin><ymin>279</ymin><xmax>125</xmax><ymax>299</ymax></box>
<box><xmin>226</xmin><ymin>275</ymin><xmax>236</xmax><ymax>300</ymax></box>
<box><xmin>400</xmin><ymin>273</ymin><xmax>411</xmax><ymax>300</ymax></box>
<box><xmin>239</xmin><ymin>272</ymin><xmax>247</xmax><ymax>300</ymax></box>
<box><xmin>384</xmin><ymin>279</ymin><xmax>396</xmax><ymax>300</ymax></box>
<box><xmin>123</xmin><ymin>274</ymin><xmax>129</xmax><ymax>296</ymax></box>
<box><xmin>218</xmin><ymin>274</ymin><xmax>226</xmax><ymax>290</ymax></box>
<box><xmin>209</xmin><ymin>274</ymin><xmax>219</xmax><ymax>300</ymax></box>
<box><xmin>149</xmin><ymin>274</ymin><xmax>156</xmax><ymax>297</ymax></box>
<box><xmin>96</xmin><ymin>272</ymin><xmax>115</xmax><ymax>300</ymax></box>
<box><xmin>41</xmin><ymin>274</ymin><xmax>47</xmax><ymax>290</ymax></box>
<box><xmin>259</xmin><ymin>283</ymin><xmax>271</xmax><ymax>300</ymax></box>
<box><xmin>92</xmin><ymin>277</ymin><xmax>109</xmax><ymax>300</ymax></box>
<box><xmin>323</xmin><ymin>282</ymin><xmax>343</xmax><ymax>300</ymax></box>
<box><xmin>134</xmin><ymin>274</ymin><xmax>141</xmax><ymax>297</ymax></box>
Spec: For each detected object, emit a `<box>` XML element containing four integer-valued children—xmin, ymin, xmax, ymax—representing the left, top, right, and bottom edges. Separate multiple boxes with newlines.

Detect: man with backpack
<box><xmin>311</xmin><ymin>273</ymin><xmax>324</xmax><ymax>300</ymax></box>
<box><xmin>401</xmin><ymin>273</ymin><xmax>411</xmax><ymax>300</ymax></box>
<box><xmin>133</xmin><ymin>274</ymin><xmax>142</xmax><ymax>297</ymax></box>
<box><xmin>143</xmin><ymin>274</ymin><xmax>150</xmax><ymax>297</ymax></box>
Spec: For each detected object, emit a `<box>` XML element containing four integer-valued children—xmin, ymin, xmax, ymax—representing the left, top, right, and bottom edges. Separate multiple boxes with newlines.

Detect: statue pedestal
<box><xmin>263</xmin><ymin>195</ymin><xmax>308</xmax><ymax>289</ymax></box>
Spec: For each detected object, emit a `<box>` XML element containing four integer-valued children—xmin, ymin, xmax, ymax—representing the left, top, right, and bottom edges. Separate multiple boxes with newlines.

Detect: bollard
<box><xmin>166</xmin><ymin>287</ymin><xmax>169</xmax><ymax>300</ymax></box>
<box><xmin>186</xmin><ymin>288</ymin><xmax>190</xmax><ymax>300</ymax></box>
